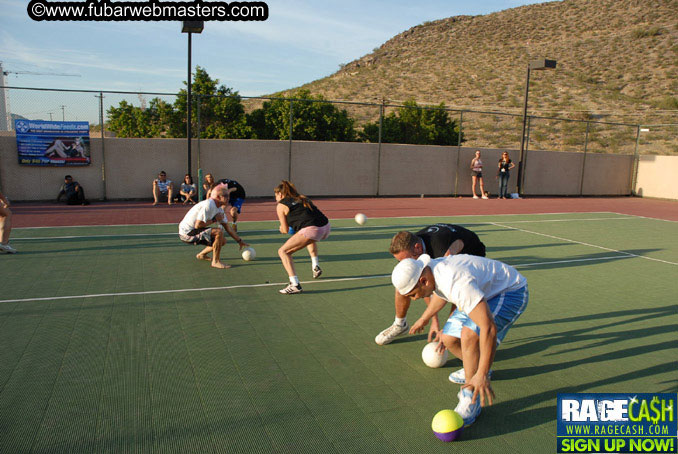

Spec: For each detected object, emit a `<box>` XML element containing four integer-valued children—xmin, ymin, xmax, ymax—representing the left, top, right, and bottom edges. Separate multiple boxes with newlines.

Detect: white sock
<box><xmin>395</xmin><ymin>317</ymin><xmax>407</xmax><ymax>326</ymax></box>
<box><xmin>290</xmin><ymin>276</ymin><xmax>300</xmax><ymax>286</ymax></box>
<box><xmin>311</xmin><ymin>256</ymin><xmax>319</xmax><ymax>268</ymax></box>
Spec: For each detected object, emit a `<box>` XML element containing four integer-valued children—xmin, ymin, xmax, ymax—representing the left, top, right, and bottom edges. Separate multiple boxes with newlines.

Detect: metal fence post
<box><xmin>196</xmin><ymin>94</ymin><xmax>201</xmax><ymax>174</ymax></box>
<box><xmin>288</xmin><ymin>99</ymin><xmax>293</xmax><ymax>180</ymax></box>
<box><xmin>376</xmin><ymin>100</ymin><xmax>384</xmax><ymax>196</ymax></box>
<box><xmin>453</xmin><ymin>111</ymin><xmax>463</xmax><ymax>196</ymax></box>
<box><xmin>631</xmin><ymin>125</ymin><xmax>641</xmax><ymax>195</ymax></box>
<box><xmin>98</xmin><ymin>92</ymin><xmax>107</xmax><ymax>201</ymax></box>
<box><xmin>520</xmin><ymin>116</ymin><xmax>532</xmax><ymax>195</ymax></box>
<box><xmin>579</xmin><ymin>121</ymin><xmax>590</xmax><ymax>196</ymax></box>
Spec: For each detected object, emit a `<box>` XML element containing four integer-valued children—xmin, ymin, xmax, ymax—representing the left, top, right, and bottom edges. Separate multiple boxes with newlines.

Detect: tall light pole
<box><xmin>182</xmin><ymin>21</ymin><xmax>204</xmax><ymax>176</ymax></box>
<box><xmin>517</xmin><ymin>58</ymin><xmax>557</xmax><ymax>195</ymax></box>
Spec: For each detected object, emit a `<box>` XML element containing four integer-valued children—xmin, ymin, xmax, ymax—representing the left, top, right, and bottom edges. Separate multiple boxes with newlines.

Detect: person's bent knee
<box><xmin>441</xmin><ymin>333</ymin><xmax>460</xmax><ymax>345</ymax></box>
<box><xmin>461</xmin><ymin>326</ymin><xmax>479</xmax><ymax>343</ymax></box>
<box><xmin>441</xmin><ymin>333</ymin><xmax>459</xmax><ymax>348</ymax></box>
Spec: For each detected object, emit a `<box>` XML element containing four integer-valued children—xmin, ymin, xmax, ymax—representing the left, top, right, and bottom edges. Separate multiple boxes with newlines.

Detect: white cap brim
<box><xmin>391</xmin><ymin>254</ymin><xmax>431</xmax><ymax>295</ymax></box>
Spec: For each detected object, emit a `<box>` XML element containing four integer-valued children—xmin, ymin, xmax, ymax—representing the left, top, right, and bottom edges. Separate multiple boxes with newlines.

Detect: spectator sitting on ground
<box><xmin>202</xmin><ymin>173</ymin><xmax>215</xmax><ymax>201</ymax></box>
<box><xmin>153</xmin><ymin>171</ymin><xmax>174</xmax><ymax>205</ymax></box>
<box><xmin>180</xmin><ymin>174</ymin><xmax>197</xmax><ymax>205</ymax></box>
<box><xmin>56</xmin><ymin>175</ymin><xmax>89</xmax><ymax>205</ymax></box>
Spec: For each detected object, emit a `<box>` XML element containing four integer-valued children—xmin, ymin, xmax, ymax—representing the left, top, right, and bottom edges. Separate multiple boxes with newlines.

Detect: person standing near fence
<box><xmin>0</xmin><ymin>191</ymin><xmax>16</xmax><ymax>254</ymax></box>
<box><xmin>471</xmin><ymin>150</ymin><xmax>488</xmax><ymax>199</ymax></box>
<box><xmin>497</xmin><ymin>152</ymin><xmax>515</xmax><ymax>199</ymax></box>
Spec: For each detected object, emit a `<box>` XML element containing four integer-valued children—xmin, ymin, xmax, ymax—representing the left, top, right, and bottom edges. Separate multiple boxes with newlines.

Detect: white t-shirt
<box><xmin>431</xmin><ymin>255</ymin><xmax>527</xmax><ymax>315</ymax></box>
<box><xmin>179</xmin><ymin>199</ymin><xmax>223</xmax><ymax>235</ymax></box>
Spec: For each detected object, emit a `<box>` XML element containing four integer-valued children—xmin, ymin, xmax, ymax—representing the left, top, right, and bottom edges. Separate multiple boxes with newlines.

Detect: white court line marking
<box><xmin>11</xmin><ymin>216</ymin><xmax>636</xmax><ymax>241</ymax></box>
<box><xmin>0</xmin><ymin>274</ymin><xmax>389</xmax><ymax>304</ymax></box>
<box><xmin>0</xmin><ymin>254</ymin><xmax>641</xmax><ymax>304</ymax></box>
<box><xmin>491</xmin><ymin>222</ymin><xmax>678</xmax><ymax>267</ymax></box>
<box><xmin>610</xmin><ymin>211</ymin><xmax>678</xmax><ymax>224</ymax></box>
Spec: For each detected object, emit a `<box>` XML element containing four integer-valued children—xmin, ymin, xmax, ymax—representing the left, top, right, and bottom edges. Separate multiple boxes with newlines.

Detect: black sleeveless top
<box><xmin>279</xmin><ymin>197</ymin><xmax>329</xmax><ymax>231</ymax></box>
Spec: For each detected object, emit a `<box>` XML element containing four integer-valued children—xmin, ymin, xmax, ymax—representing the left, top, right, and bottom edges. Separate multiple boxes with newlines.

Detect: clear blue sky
<box><xmin>1</xmin><ymin>0</ymin><xmax>546</xmax><ymax>96</ymax></box>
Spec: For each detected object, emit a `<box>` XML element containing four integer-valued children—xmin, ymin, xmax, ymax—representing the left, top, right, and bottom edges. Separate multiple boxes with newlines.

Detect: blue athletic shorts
<box><xmin>229</xmin><ymin>197</ymin><xmax>245</xmax><ymax>214</ymax></box>
<box><xmin>442</xmin><ymin>285</ymin><xmax>529</xmax><ymax>344</ymax></box>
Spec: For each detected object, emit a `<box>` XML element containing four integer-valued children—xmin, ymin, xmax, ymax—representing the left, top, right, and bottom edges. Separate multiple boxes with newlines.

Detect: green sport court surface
<box><xmin>1</xmin><ymin>212</ymin><xmax>677</xmax><ymax>453</ymax></box>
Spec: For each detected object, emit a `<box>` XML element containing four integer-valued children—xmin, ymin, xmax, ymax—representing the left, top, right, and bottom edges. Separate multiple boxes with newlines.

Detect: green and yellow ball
<box><xmin>431</xmin><ymin>409</ymin><xmax>464</xmax><ymax>442</ymax></box>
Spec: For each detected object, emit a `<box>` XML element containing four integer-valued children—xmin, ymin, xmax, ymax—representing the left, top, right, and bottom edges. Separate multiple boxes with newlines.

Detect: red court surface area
<box><xmin>9</xmin><ymin>196</ymin><xmax>678</xmax><ymax>228</ymax></box>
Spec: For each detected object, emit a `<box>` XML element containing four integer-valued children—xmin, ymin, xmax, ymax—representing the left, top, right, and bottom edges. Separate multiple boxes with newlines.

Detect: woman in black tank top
<box><xmin>274</xmin><ymin>180</ymin><xmax>331</xmax><ymax>295</ymax></box>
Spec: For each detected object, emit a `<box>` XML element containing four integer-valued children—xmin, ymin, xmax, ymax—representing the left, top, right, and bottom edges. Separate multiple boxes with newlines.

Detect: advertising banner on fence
<box><xmin>15</xmin><ymin>119</ymin><xmax>91</xmax><ymax>166</ymax></box>
<box><xmin>558</xmin><ymin>393</ymin><xmax>677</xmax><ymax>453</ymax></box>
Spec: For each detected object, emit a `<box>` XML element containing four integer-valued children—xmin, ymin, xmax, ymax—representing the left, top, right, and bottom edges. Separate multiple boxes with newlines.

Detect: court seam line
<box><xmin>11</xmin><ymin>216</ymin><xmax>636</xmax><ymax>241</ymax></box>
<box><xmin>0</xmin><ymin>254</ymin><xmax>637</xmax><ymax>304</ymax></box>
<box><xmin>491</xmin><ymin>222</ymin><xmax>678</xmax><ymax>267</ymax></box>
<box><xmin>12</xmin><ymin>211</ymin><xmax>623</xmax><ymax>230</ymax></box>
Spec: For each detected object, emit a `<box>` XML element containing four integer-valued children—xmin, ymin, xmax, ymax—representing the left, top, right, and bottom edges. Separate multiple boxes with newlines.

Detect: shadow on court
<box><xmin>465</xmin><ymin>362</ymin><xmax>676</xmax><ymax>440</ymax></box>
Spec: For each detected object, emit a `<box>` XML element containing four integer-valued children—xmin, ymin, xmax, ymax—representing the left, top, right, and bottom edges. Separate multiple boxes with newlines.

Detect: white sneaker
<box><xmin>448</xmin><ymin>368</ymin><xmax>493</xmax><ymax>384</ymax></box>
<box><xmin>454</xmin><ymin>388</ymin><xmax>481</xmax><ymax>427</ymax></box>
<box><xmin>482</xmin><ymin>195</ymin><xmax>489</xmax><ymax>199</ymax></box>
<box><xmin>375</xmin><ymin>321</ymin><xmax>409</xmax><ymax>345</ymax></box>
<box><xmin>279</xmin><ymin>283</ymin><xmax>303</xmax><ymax>294</ymax></box>
<box><xmin>312</xmin><ymin>266</ymin><xmax>322</xmax><ymax>279</ymax></box>
<box><xmin>472</xmin><ymin>195</ymin><xmax>480</xmax><ymax>199</ymax></box>
<box><xmin>0</xmin><ymin>243</ymin><xmax>17</xmax><ymax>254</ymax></box>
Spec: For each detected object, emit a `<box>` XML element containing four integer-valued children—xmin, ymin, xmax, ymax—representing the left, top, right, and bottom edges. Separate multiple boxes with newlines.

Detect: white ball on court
<box><xmin>241</xmin><ymin>247</ymin><xmax>256</xmax><ymax>261</ymax></box>
<box><xmin>354</xmin><ymin>213</ymin><xmax>367</xmax><ymax>225</ymax></box>
<box><xmin>422</xmin><ymin>342</ymin><xmax>448</xmax><ymax>368</ymax></box>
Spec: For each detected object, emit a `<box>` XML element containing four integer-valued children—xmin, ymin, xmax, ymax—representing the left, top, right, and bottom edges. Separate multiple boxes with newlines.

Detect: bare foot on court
<box><xmin>196</xmin><ymin>253</ymin><xmax>211</xmax><ymax>261</ymax></box>
<box><xmin>211</xmin><ymin>261</ymin><xmax>231</xmax><ymax>269</ymax></box>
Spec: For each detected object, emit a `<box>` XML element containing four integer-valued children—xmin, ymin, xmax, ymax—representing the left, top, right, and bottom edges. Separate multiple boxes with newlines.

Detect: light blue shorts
<box><xmin>442</xmin><ymin>285</ymin><xmax>529</xmax><ymax>344</ymax></box>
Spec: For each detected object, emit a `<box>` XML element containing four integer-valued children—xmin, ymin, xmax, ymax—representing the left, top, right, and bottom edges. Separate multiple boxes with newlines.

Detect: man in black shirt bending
<box><xmin>375</xmin><ymin>224</ymin><xmax>486</xmax><ymax>345</ymax></box>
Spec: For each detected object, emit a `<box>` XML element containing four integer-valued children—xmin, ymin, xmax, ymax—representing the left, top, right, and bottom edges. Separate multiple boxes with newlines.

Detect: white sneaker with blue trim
<box><xmin>454</xmin><ymin>388</ymin><xmax>481</xmax><ymax>427</ymax></box>
<box><xmin>374</xmin><ymin>321</ymin><xmax>409</xmax><ymax>345</ymax></box>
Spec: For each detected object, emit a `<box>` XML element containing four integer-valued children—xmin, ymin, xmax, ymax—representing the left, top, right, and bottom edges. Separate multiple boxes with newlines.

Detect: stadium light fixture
<box><xmin>516</xmin><ymin>58</ymin><xmax>557</xmax><ymax>195</ymax></box>
<box><xmin>182</xmin><ymin>21</ymin><xmax>204</xmax><ymax>176</ymax></box>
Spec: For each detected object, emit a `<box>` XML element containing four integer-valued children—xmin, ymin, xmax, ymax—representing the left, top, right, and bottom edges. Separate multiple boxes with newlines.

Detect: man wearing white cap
<box><xmin>375</xmin><ymin>224</ymin><xmax>486</xmax><ymax>346</ymax></box>
<box><xmin>391</xmin><ymin>254</ymin><xmax>528</xmax><ymax>426</ymax></box>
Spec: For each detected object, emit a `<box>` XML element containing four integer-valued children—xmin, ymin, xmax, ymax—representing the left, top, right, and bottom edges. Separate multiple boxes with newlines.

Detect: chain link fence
<box><xmin>4</xmin><ymin>85</ymin><xmax>670</xmax><ymax>153</ymax></box>
<box><xmin>1</xmin><ymin>85</ymin><xmax>676</xmax><ymax>200</ymax></box>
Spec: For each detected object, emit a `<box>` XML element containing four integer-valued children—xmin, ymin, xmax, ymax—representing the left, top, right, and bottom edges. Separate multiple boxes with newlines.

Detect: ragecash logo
<box><xmin>557</xmin><ymin>393</ymin><xmax>677</xmax><ymax>453</ymax></box>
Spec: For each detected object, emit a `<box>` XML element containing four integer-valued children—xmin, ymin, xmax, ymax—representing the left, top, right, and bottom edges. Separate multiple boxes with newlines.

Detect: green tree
<box><xmin>359</xmin><ymin>100</ymin><xmax>462</xmax><ymax>145</ymax></box>
<box><xmin>107</xmin><ymin>100</ymin><xmax>160</xmax><ymax>138</ymax></box>
<box><xmin>175</xmin><ymin>66</ymin><xmax>252</xmax><ymax>139</ymax></box>
<box><xmin>107</xmin><ymin>67</ymin><xmax>251</xmax><ymax>139</ymax></box>
<box><xmin>247</xmin><ymin>89</ymin><xmax>356</xmax><ymax>141</ymax></box>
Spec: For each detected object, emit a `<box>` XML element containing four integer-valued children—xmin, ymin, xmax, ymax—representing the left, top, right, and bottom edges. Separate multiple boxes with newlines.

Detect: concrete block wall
<box><xmin>0</xmin><ymin>135</ymin><xmax>659</xmax><ymax>201</ymax></box>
